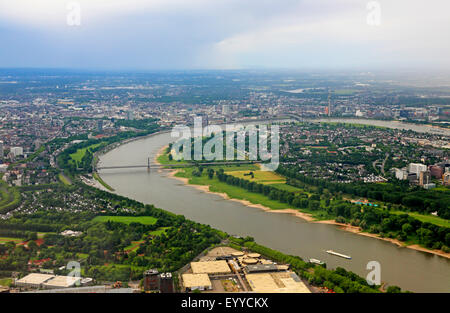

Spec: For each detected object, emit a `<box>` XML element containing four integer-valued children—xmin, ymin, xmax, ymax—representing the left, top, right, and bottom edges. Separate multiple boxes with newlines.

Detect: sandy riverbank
<box><xmin>155</xmin><ymin>148</ymin><xmax>450</xmax><ymax>259</ymax></box>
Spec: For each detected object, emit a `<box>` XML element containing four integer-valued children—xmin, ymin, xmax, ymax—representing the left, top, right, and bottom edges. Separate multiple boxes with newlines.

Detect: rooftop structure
<box><xmin>409</xmin><ymin>163</ymin><xmax>427</xmax><ymax>175</ymax></box>
<box><xmin>190</xmin><ymin>260</ymin><xmax>231</xmax><ymax>274</ymax></box>
<box><xmin>247</xmin><ymin>253</ymin><xmax>261</xmax><ymax>258</ymax></box>
<box><xmin>242</xmin><ymin>258</ymin><xmax>258</xmax><ymax>265</ymax></box>
<box><xmin>182</xmin><ymin>274</ymin><xmax>212</xmax><ymax>291</ymax></box>
<box><xmin>60</xmin><ymin>230</ymin><xmax>83</xmax><ymax>237</ymax></box>
<box><xmin>245</xmin><ymin>264</ymin><xmax>279</xmax><ymax>273</ymax></box>
<box><xmin>245</xmin><ymin>272</ymin><xmax>310</xmax><ymax>293</ymax></box>
<box><xmin>15</xmin><ymin>273</ymin><xmax>55</xmax><ymax>288</ymax></box>
<box><xmin>22</xmin><ymin>286</ymin><xmax>136</xmax><ymax>293</ymax></box>
<box><xmin>42</xmin><ymin>275</ymin><xmax>81</xmax><ymax>289</ymax></box>
<box><xmin>15</xmin><ymin>273</ymin><xmax>88</xmax><ymax>289</ymax></box>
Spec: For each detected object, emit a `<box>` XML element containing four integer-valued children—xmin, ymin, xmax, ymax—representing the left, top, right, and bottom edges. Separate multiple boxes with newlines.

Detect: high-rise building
<box><xmin>97</xmin><ymin>119</ymin><xmax>103</xmax><ymax>132</ymax></box>
<box><xmin>408</xmin><ymin>163</ymin><xmax>427</xmax><ymax>175</ymax></box>
<box><xmin>222</xmin><ymin>105</ymin><xmax>231</xmax><ymax>115</ymax></box>
<box><xmin>158</xmin><ymin>272</ymin><xmax>174</xmax><ymax>293</ymax></box>
<box><xmin>10</xmin><ymin>147</ymin><xmax>23</xmax><ymax>157</ymax></box>
<box><xmin>395</xmin><ymin>168</ymin><xmax>408</xmax><ymax>180</ymax></box>
<box><xmin>443</xmin><ymin>172</ymin><xmax>450</xmax><ymax>186</ymax></box>
<box><xmin>143</xmin><ymin>269</ymin><xmax>159</xmax><ymax>291</ymax></box>
<box><xmin>327</xmin><ymin>90</ymin><xmax>332</xmax><ymax>117</ymax></box>
<box><xmin>34</xmin><ymin>139</ymin><xmax>42</xmax><ymax>150</ymax></box>
<box><xmin>201</xmin><ymin>114</ymin><xmax>208</xmax><ymax>127</ymax></box>
<box><xmin>419</xmin><ymin>171</ymin><xmax>431</xmax><ymax>186</ymax></box>
<box><xmin>0</xmin><ymin>141</ymin><xmax>3</xmax><ymax>159</ymax></box>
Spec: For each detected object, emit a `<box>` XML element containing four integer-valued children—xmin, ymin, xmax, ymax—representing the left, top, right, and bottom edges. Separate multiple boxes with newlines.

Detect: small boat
<box><xmin>309</xmin><ymin>258</ymin><xmax>325</xmax><ymax>265</ymax></box>
<box><xmin>326</xmin><ymin>250</ymin><xmax>351</xmax><ymax>259</ymax></box>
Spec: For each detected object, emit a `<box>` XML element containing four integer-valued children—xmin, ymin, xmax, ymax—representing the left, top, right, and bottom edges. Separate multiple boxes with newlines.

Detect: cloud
<box><xmin>212</xmin><ymin>0</ymin><xmax>450</xmax><ymax>69</ymax></box>
<box><xmin>0</xmin><ymin>0</ymin><xmax>449</xmax><ymax>69</ymax></box>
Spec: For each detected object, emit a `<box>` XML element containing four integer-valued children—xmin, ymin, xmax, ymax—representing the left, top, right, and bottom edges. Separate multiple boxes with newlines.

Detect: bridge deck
<box><xmin>96</xmin><ymin>161</ymin><xmax>261</xmax><ymax>170</ymax></box>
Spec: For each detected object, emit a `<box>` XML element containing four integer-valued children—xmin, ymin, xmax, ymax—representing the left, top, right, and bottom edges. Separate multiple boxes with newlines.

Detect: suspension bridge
<box><xmin>94</xmin><ymin>158</ymin><xmax>261</xmax><ymax>172</ymax></box>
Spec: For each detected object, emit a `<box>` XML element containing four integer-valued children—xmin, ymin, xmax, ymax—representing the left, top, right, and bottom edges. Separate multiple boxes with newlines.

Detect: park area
<box><xmin>69</xmin><ymin>143</ymin><xmax>104</xmax><ymax>166</ymax></box>
<box><xmin>225</xmin><ymin>170</ymin><xmax>286</xmax><ymax>184</ymax></box>
<box><xmin>92</xmin><ymin>215</ymin><xmax>158</xmax><ymax>225</ymax></box>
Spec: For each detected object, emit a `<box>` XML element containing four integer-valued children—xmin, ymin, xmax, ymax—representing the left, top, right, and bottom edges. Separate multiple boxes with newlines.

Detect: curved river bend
<box><xmin>98</xmin><ymin>120</ymin><xmax>450</xmax><ymax>293</ymax></box>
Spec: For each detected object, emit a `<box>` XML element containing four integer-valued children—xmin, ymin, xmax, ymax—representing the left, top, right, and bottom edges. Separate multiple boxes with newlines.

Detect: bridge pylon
<box><xmin>147</xmin><ymin>157</ymin><xmax>151</xmax><ymax>173</ymax></box>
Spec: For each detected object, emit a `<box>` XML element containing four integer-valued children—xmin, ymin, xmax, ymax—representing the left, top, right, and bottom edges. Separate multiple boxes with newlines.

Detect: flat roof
<box><xmin>245</xmin><ymin>272</ymin><xmax>310</xmax><ymax>293</ymax></box>
<box><xmin>247</xmin><ymin>253</ymin><xmax>261</xmax><ymax>258</ymax></box>
<box><xmin>23</xmin><ymin>286</ymin><xmax>135</xmax><ymax>293</ymax></box>
<box><xmin>43</xmin><ymin>276</ymin><xmax>81</xmax><ymax>288</ymax></box>
<box><xmin>242</xmin><ymin>258</ymin><xmax>258</xmax><ymax>264</ymax></box>
<box><xmin>15</xmin><ymin>273</ymin><xmax>54</xmax><ymax>285</ymax></box>
<box><xmin>245</xmin><ymin>264</ymin><xmax>278</xmax><ymax>273</ymax></box>
<box><xmin>191</xmin><ymin>260</ymin><xmax>231</xmax><ymax>274</ymax></box>
<box><xmin>182</xmin><ymin>274</ymin><xmax>212</xmax><ymax>288</ymax></box>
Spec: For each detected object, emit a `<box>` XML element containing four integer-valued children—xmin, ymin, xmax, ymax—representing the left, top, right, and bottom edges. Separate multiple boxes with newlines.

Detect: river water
<box><xmin>98</xmin><ymin>119</ymin><xmax>450</xmax><ymax>293</ymax></box>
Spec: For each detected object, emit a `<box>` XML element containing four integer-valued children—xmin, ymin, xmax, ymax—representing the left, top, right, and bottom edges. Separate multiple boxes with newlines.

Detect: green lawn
<box><xmin>37</xmin><ymin>232</ymin><xmax>55</xmax><ymax>239</ymax></box>
<box><xmin>0</xmin><ymin>179</ymin><xmax>20</xmax><ymax>214</ymax></box>
<box><xmin>226</xmin><ymin>170</ymin><xmax>286</xmax><ymax>184</ymax></box>
<box><xmin>334</xmin><ymin>89</ymin><xmax>359</xmax><ymax>95</ymax></box>
<box><xmin>0</xmin><ymin>237</ymin><xmax>23</xmax><ymax>244</ymax></box>
<box><xmin>124</xmin><ymin>241</ymin><xmax>144</xmax><ymax>252</ymax></box>
<box><xmin>70</xmin><ymin>143</ymin><xmax>103</xmax><ymax>165</ymax></box>
<box><xmin>93</xmin><ymin>172</ymin><xmax>115</xmax><ymax>191</ymax></box>
<box><xmin>58</xmin><ymin>173</ymin><xmax>71</xmax><ymax>186</ymax></box>
<box><xmin>390</xmin><ymin>211</ymin><xmax>450</xmax><ymax>228</ymax></box>
<box><xmin>175</xmin><ymin>167</ymin><xmax>334</xmax><ymax>220</ymax></box>
<box><xmin>157</xmin><ymin>147</ymin><xmax>189</xmax><ymax>165</ymax></box>
<box><xmin>269</xmin><ymin>183</ymin><xmax>305</xmax><ymax>193</ymax></box>
<box><xmin>92</xmin><ymin>216</ymin><xmax>158</xmax><ymax>225</ymax></box>
<box><xmin>0</xmin><ymin>278</ymin><xmax>12</xmax><ymax>287</ymax></box>
<box><xmin>76</xmin><ymin>253</ymin><xmax>89</xmax><ymax>259</ymax></box>
<box><xmin>149</xmin><ymin>227</ymin><xmax>171</xmax><ymax>236</ymax></box>
<box><xmin>176</xmin><ymin>169</ymin><xmax>293</xmax><ymax>211</ymax></box>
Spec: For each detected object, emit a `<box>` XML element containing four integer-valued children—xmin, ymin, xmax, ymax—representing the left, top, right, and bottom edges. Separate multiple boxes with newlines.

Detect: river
<box><xmin>98</xmin><ymin>119</ymin><xmax>450</xmax><ymax>293</ymax></box>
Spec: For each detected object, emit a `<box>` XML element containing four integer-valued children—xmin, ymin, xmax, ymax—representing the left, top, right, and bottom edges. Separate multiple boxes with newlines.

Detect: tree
<box><xmin>402</xmin><ymin>223</ymin><xmax>413</xmax><ymax>235</ymax></box>
<box><xmin>386</xmin><ymin>285</ymin><xmax>402</xmax><ymax>293</ymax></box>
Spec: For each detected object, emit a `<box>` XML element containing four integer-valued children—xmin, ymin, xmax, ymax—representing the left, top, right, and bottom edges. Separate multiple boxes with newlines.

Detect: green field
<box><xmin>0</xmin><ymin>179</ymin><xmax>21</xmax><ymax>214</ymax></box>
<box><xmin>0</xmin><ymin>237</ymin><xmax>23</xmax><ymax>244</ymax></box>
<box><xmin>226</xmin><ymin>170</ymin><xmax>286</xmax><ymax>184</ymax></box>
<box><xmin>175</xmin><ymin>168</ymin><xmax>334</xmax><ymax>221</ymax></box>
<box><xmin>0</xmin><ymin>278</ymin><xmax>12</xmax><ymax>287</ymax></box>
<box><xmin>58</xmin><ymin>173</ymin><xmax>72</xmax><ymax>185</ymax></box>
<box><xmin>149</xmin><ymin>227</ymin><xmax>171</xmax><ymax>236</ymax></box>
<box><xmin>390</xmin><ymin>211</ymin><xmax>450</xmax><ymax>228</ymax></box>
<box><xmin>269</xmin><ymin>183</ymin><xmax>304</xmax><ymax>193</ymax></box>
<box><xmin>125</xmin><ymin>240</ymin><xmax>144</xmax><ymax>252</ymax></box>
<box><xmin>76</xmin><ymin>253</ymin><xmax>89</xmax><ymax>259</ymax></box>
<box><xmin>157</xmin><ymin>146</ymin><xmax>189</xmax><ymax>165</ymax></box>
<box><xmin>70</xmin><ymin>143</ymin><xmax>103</xmax><ymax>165</ymax></box>
<box><xmin>92</xmin><ymin>216</ymin><xmax>158</xmax><ymax>225</ymax></box>
<box><xmin>334</xmin><ymin>89</ymin><xmax>359</xmax><ymax>95</ymax></box>
<box><xmin>176</xmin><ymin>168</ymin><xmax>294</xmax><ymax>211</ymax></box>
<box><xmin>93</xmin><ymin>172</ymin><xmax>114</xmax><ymax>191</ymax></box>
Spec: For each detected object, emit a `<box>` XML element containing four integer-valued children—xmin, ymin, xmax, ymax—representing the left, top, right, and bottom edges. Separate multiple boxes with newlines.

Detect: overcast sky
<box><xmin>0</xmin><ymin>0</ymin><xmax>449</xmax><ymax>70</ymax></box>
